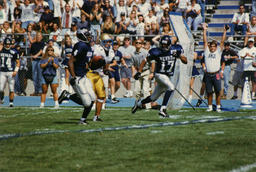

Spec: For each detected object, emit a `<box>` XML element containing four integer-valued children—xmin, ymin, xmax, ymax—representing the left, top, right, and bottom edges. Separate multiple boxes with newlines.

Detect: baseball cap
<box><xmin>71</xmin><ymin>22</ymin><xmax>76</xmax><ymax>26</ymax></box>
<box><xmin>248</xmin><ymin>38</ymin><xmax>254</xmax><ymax>42</ymax></box>
<box><xmin>120</xmin><ymin>12</ymin><xmax>125</xmax><ymax>16</ymax></box>
<box><xmin>113</xmin><ymin>40</ymin><xmax>118</xmax><ymax>45</ymax></box>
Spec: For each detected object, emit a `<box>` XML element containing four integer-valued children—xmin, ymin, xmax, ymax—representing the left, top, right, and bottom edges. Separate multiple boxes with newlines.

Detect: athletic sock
<box><xmin>0</xmin><ymin>91</ymin><xmax>4</xmax><ymax>100</ymax></box>
<box><xmin>54</xmin><ymin>101</ymin><xmax>59</xmax><ymax>106</ymax></box>
<box><xmin>162</xmin><ymin>90</ymin><xmax>173</xmax><ymax>107</ymax></box>
<box><xmin>40</xmin><ymin>102</ymin><xmax>44</xmax><ymax>107</ymax></box>
<box><xmin>160</xmin><ymin>105</ymin><xmax>166</xmax><ymax>112</ymax></box>
<box><xmin>141</xmin><ymin>96</ymin><xmax>152</xmax><ymax>105</ymax></box>
<box><xmin>82</xmin><ymin>101</ymin><xmax>94</xmax><ymax>119</ymax></box>
<box><xmin>70</xmin><ymin>93</ymin><xmax>83</xmax><ymax>105</ymax></box>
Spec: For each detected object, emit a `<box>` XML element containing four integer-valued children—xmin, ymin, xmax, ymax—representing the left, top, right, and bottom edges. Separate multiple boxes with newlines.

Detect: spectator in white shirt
<box><xmin>176</xmin><ymin>0</ymin><xmax>189</xmax><ymax>18</ymax></box>
<box><xmin>137</xmin><ymin>0</ymin><xmax>151</xmax><ymax>18</ymax></box>
<box><xmin>52</xmin><ymin>0</ymin><xmax>62</xmax><ymax>26</ymax></box>
<box><xmin>145</xmin><ymin>9</ymin><xmax>159</xmax><ymax>31</ymax></box>
<box><xmin>239</xmin><ymin>38</ymin><xmax>256</xmax><ymax>99</ymax></box>
<box><xmin>230</xmin><ymin>4</ymin><xmax>249</xmax><ymax>37</ymax></box>
<box><xmin>0</xmin><ymin>4</ymin><xmax>8</xmax><ymax>25</ymax></box>
<box><xmin>186</xmin><ymin>0</ymin><xmax>202</xmax><ymax>31</ymax></box>
<box><xmin>244</xmin><ymin>16</ymin><xmax>256</xmax><ymax>46</ymax></box>
<box><xmin>115</xmin><ymin>0</ymin><xmax>127</xmax><ymax>22</ymax></box>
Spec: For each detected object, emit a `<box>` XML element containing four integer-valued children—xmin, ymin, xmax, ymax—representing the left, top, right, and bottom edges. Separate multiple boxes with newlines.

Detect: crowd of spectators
<box><xmin>0</xmin><ymin>0</ymin><xmax>205</xmax><ymax>97</ymax></box>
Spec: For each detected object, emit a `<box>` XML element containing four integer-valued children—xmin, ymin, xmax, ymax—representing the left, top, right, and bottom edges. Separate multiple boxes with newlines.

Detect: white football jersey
<box><xmin>92</xmin><ymin>44</ymin><xmax>115</xmax><ymax>73</ymax></box>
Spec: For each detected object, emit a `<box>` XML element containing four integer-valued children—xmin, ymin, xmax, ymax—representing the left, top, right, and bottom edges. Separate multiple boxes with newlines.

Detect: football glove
<box><xmin>69</xmin><ymin>77</ymin><xmax>77</xmax><ymax>86</ymax></box>
<box><xmin>134</xmin><ymin>72</ymin><xmax>141</xmax><ymax>80</ymax></box>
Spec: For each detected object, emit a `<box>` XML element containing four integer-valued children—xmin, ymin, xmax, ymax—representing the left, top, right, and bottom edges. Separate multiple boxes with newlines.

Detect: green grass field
<box><xmin>1</xmin><ymin>107</ymin><xmax>256</xmax><ymax>172</ymax></box>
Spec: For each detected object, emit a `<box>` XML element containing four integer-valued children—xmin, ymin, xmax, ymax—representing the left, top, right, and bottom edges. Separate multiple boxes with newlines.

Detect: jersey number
<box><xmin>160</xmin><ymin>61</ymin><xmax>174</xmax><ymax>73</ymax></box>
<box><xmin>1</xmin><ymin>57</ymin><xmax>12</xmax><ymax>70</ymax></box>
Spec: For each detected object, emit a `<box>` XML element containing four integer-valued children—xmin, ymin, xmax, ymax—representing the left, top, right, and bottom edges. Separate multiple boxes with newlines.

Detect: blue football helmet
<box><xmin>76</xmin><ymin>28</ymin><xmax>92</xmax><ymax>43</ymax></box>
<box><xmin>100</xmin><ymin>33</ymin><xmax>112</xmax><ymax>50</ymax></box>
<box><xmin>3</xmin><ymin>37</ymin><xmax>12</xmax><ymax>50</ymax></box>
<box><xmin>159</xmin><ymin>35</ymin><xmax>172</xmax><ymax>51</ymax></box>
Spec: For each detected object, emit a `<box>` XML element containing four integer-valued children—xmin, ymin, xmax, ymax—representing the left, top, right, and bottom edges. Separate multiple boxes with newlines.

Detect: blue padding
<box><xmin>209</xmin><ymin>32</ymin><xmax>232</xmax><ymax>36</ymax></box>
<box><xmin>212</xmin><ymin>14</ymin><xmax>234</xmax><ymax>18</ymax></box>
<box><xmin>208</xmin><ymin>23</ymin><xmax>232</xmax><ymax>27</ymax></box>
<box><xmin>168</xmin><ymin>12</ymin><xmax>183</xmax><ymax>16</ymax></box>
<box><xmin>218</xmin><ymin>6</ymin><xmax>239</xmax><ymax>9</ymax></box>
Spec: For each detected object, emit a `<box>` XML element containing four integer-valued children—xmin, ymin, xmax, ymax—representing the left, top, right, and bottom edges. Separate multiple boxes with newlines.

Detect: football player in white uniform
<box><xmin>87</xmin><ymin>33</ymin><xmax>115</xmax><ymax>121</ymax></box>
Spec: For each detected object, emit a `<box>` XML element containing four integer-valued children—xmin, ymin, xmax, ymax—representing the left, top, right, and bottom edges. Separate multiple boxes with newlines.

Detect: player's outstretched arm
<box><xmin>202</xmin><ymin>23</ymin><xmax>208</xmax><ymax>49</ymax></box>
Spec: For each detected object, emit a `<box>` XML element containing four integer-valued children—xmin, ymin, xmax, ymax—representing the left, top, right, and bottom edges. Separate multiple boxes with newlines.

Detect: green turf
<box><xmin>0</xmin><ymin>107</ymin><xmax>256</xmax><ymax>172</ymax></box>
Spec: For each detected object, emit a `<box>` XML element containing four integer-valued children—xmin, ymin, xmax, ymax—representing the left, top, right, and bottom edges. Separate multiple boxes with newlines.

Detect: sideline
<box><xmin>1</xmin><ymin>115</ymin><xmax>256</xmax><ymax>141</ymax></box>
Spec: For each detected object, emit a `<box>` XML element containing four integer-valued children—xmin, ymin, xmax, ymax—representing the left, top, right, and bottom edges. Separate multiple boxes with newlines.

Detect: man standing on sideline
<box><xmin>119</xmin><ymin>36</ymin><xmax>135</xmax><ymax>98</ymax></box>
<box><xmin>202</xmin><ymin>23</ymin><xmax>227</xmax><ymax>112</ymax></box>
<box><xmin>58</xmin><ymin>28</ymin><xmax>96</xmax><ymax>125</ymax></box>
<box><xmin>131</xmin><ymin>39</ymin><xmax>152</xmax><ymax>109</ymax></box>
<box><xmin>240</xmin><ymin>38</ymin><xmax>256</xmax><ymax>99</ymax></box>
<box><xmin>0</xmin><ymin>37</ymin><xmax>20</xmax><ymax>107</ymax></box>
<box><xmin>132</xmin><ymin>35</ymin><xmax>187</xmax><ymax>117</ymax></box>
<box><xmin>30</xmin><ymin>32</ymin><xmax>45</xmax><ymax>96</ymax></box>
<box><xmin>221</xmin><ymin>41</ymin><xmax>238</xmax><ymax>99</ymax></box>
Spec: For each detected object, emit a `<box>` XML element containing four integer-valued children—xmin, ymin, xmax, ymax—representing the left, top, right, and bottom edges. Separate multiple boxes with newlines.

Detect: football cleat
<box><xmin>231</xmin><ymin>96</ymin><xmax>238</xmax><ymax>100</ymax></box>
<box><xmin>111</xmin><ymin>97</ymin><xmax>119</xmax><ymax>104</ymax></box>
<box><xmin>93</xmin><ymin>116</ymin><xmax>103</xmax><ymax>122</ymax></box>
<box><xmin>158</xmin><ymin>109</ymin><xmax>170</xmax><ymax>118</ymax></box>
<box><xmin>195</xmin><ymin>99</ymin><xmax>202</xmax><ymax>107</ymax></box>
<box><xmin>131</xmin><ymin>98</ymin><xmax>141</xmax><ymax>114</ymax></box>
<box><xmin>58</xmin><ymin>90</ymin><xmax>70</xmax><ymax>104</ymax></box>
<box><xmin>9</xmin><ymin>103</ymin><xmax>13</xmax><ymax>107</ymax></box>
<box><xmin>78</xmin><ymin>120</ymin><xmax>88</xmax><ymax>125</ymax></box>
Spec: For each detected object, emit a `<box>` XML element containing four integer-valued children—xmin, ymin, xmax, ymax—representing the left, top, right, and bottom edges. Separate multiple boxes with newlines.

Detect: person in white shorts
<box><xmin>0</xmin><ymin>37</ymin><xmax>20</xmax><ymax>107</ymax></box>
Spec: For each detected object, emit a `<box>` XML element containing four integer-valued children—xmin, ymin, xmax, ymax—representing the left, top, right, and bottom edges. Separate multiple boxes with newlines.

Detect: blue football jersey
<box><xmin>148</xmin><ymin>44</ymin><xmax>184</xmax><ymax>76</ymax></box>
<box><xmin>0</xmin><ymin>48</ymin><xmax>19</xmax><ymax>72</ymax></box>
<box><xmin>72</xmin><ymin>42</ymin><xmax>93</xmax><ymax>77</ymax></box>
<box><xmin>61</xmin><ymin>44</ymin><xmax>73</xmax><ymax>67</ymax></box>
<box><xmin>111</xmin><ymin>50</ymin><xmax>123</xmax><ymax>70</ymax></box>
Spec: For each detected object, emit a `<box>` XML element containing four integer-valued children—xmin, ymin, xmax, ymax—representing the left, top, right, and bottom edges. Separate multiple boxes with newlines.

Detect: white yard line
<box><xmin>1</xmin><ymin>116</ymin><xmax>256</xmax><ymax>141</ymax></box>
<box><xmin>206</xmin><ymin>131</ymin><xmax>224</xmax><ymax>135</ymax></box>
<box><xmin>229</xmin><ymin>163</ymin><xmax>256</xmax><ymax>172</ymax></box>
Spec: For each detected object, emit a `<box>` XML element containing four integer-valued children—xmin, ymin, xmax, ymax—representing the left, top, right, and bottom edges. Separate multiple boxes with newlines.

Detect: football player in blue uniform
<box><xmin>0</xmin><ymin>37</ymin><xmax>20</xmax><ymax>107</ymax></box>
<box><xmin>131</xmin><ymin>35</ymin><xmax>187</xmax><ymax>118</ymax></box>
<box><xmin>58</xmin><ymin>28</ymin><xmax>96</xmax><ymax>125</ymax></box>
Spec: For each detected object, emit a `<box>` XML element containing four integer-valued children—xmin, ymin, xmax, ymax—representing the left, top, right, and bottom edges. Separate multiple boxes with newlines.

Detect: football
<box><xmin>91</xmin><ymin>55</ymin><xmax>103</xmax><ymax>63</ymax></box>
<box><xmin>90</xmin><ymin>55</ymin><xmax>105</xmax><ymax>70</ymax></box>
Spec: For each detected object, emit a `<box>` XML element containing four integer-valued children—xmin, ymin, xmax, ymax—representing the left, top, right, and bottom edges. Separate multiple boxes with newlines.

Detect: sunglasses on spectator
<box><xmin>48</xmin><ymin>49</ymin><xmax>54</xmax><ymax>51</ymax></box>
<box><xmin>136</xmin><ymin>42</ymin><xmax>142</xmax><ymax>44</ymax></box>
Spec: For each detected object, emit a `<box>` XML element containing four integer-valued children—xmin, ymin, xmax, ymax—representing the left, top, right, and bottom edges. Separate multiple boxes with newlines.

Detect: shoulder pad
<box><xmin>149</xmin><ymin>48</ymin><xmax>161</xmax><ymax>56</ymax></box>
